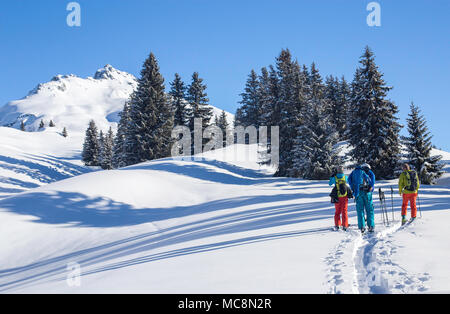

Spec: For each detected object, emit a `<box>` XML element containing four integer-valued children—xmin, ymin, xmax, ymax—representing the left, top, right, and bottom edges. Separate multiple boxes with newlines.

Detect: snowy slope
<box><xmin>0</xmin><ymin>144</ymin><xmax>449</xmax><ymax>294</ymax></box>
<box><xmin>0</xmin><ymin>127</ymin><xmax>89</xmax><ymax>200</ymax></box>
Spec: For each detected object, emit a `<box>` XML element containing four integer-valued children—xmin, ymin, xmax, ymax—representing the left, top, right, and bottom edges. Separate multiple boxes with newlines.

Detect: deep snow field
<box><xmin>0</xmin><ymin>127</ymin><xmax>449</xmax><ymax>294</ymax></box>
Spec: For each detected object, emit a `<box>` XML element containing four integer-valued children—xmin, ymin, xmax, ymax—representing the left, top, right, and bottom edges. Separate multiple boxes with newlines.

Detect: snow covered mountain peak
<box><xmin>93</xmin><ymin>64</ymin><xmax>135</xmax><ymax>81</ymax></box>
<box><xmin>0</xmin><ymin>65</ymin><xmax>138</xmax><ymax>134</ymax></box>
<box><xmin>0</xmin><ymin>64</ymin><xmax>233</xmax><ymax>135</ymax></box>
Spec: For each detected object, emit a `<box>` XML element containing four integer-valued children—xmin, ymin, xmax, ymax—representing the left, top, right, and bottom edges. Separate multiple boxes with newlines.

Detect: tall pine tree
<box><xmin>239</xmin><ymin>69</ymin><xmax>262</xmax><ymax>127</ymax></box>
<box><xmin>347</xmin><ymin>47</ymin><xmax>401</xmax><ymax>179</ymax></box>
<box><xmin>187</xmin><ymin>72</ymin><xmax>213</xmax><ymax>152</ymax></box>
<box><xmin>292</xmin><ymin>101</ymin><xmax>342</xmax><ymax>179</ymax></box>
<box><xmin>82</xmin><ymin>120</ymin><xmax>100</xmax><ymax>166</ymax></box>
<box><xmin>170</xmin><ymin>73</ymin><xmax>189</xmax><ymax>127</ymax></box>
<box><xmin>402</xmin><ymin>103</ymin><xmax>444</xmax><ymax>184</ymax></box>
<box><xmin>124</xmin><ymin>52</ymin><xmax>174</xmax><ymax>165</ymax></box>
<box><xmin>274</xmin><ymin>49</ymin><xmax>306</xmax><ymax>176</ymax></box>
<box><xmin>101</xmin><ymin>127</ymin><xmax>114</xmax><ymax>170</ymax></box>
<box><xmin>291</xmin><ymin>63</ymin><xmax>342</xmax><ymax>179</ymax></box>
<box><xmin>217</xmin><ymin>110</ymin><xmax>230</xmax><ymax>147</ymax></box>
<box><xmin>338</xmin><ymin>76</ymin><xmax>351</xmax><ymax>140</ymax></box>
<box><xmin>113</xmin><ymin>102</ymin><xmax>131</xmax><ymax>168</ymax></box>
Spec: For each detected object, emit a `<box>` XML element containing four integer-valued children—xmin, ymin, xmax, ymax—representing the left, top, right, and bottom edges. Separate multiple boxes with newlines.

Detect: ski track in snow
<box><xmin>326</xmin><ymin>221</ymin><xmax>432</xmax><ymax>294</ymax></box>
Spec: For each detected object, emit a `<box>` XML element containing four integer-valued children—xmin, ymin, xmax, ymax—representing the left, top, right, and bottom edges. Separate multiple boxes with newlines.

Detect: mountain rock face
<box><xmin>0</xmin><ymin>65</ymin><xmax>234</xmax><ymax>134</ymax></box>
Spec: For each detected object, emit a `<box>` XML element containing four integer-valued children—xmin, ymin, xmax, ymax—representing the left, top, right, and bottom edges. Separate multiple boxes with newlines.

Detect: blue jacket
<box><xmin>348</xmin><ymin>167</ymin><xmax>374</xmax><ymax>198</ymax></box>
<box><xmin>366</xmin><ymin>169</ymin><xmax>376</xmax><ymax>190</ymax></box>
<box><xmin>329</xmin><ymin>173</ymin><xmax>348</xmax><ymax>186</ymax></box>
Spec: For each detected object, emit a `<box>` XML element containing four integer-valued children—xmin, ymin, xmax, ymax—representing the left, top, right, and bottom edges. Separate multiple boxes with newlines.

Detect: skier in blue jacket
<box><xmin>348</xmin><ymin>163</ymin><xmax>376</xmax><ymax>233</ymax></box>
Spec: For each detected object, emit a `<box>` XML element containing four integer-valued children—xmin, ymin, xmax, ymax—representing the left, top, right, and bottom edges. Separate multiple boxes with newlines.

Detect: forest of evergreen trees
<box><xmin>82</xmin><ymin>48</ymin><xmax>443</xmax><ymax>183</ymax></box>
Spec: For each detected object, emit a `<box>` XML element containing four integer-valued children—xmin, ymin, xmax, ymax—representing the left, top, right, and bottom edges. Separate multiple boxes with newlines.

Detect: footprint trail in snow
<box><xmin>326</xmin><ymin>221</ymin><xmax>431</xmax><ymax>294</ymax></box>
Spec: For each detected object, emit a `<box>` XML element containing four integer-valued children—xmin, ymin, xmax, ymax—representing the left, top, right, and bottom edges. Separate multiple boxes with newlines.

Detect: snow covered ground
<box><xmin>0</xmin><ymin>127</ymin><xmax>89</xmax><ymax>200</ymax></box>
<box><xmin>0</xmin><ymin>142</ymin><xmax>448</xmax><ymax>294</ymax></box>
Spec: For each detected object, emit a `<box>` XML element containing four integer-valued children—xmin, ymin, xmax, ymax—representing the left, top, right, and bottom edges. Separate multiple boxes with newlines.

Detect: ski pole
<box><xmin>378</xmin><ymin>188</ymin><xmax>384</xmax><ymax>225</ymax></box>
<box><xmin>390</xmin><ymin>186</ymin><xmax>395</xmax><ymax>222</ymax></box>
<box><xmin>384</xmin><ymin>193</ymin><xmax>389</xmax><ymax>226</ymax></box>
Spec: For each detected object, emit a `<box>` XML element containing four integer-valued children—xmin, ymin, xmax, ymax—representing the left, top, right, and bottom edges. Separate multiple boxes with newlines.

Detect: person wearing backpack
<box><xmin>348</xmin><ymin>164</ymin><xmax>376</xmax><ymax>233</ymax></box>
<box><xmin>329</xmin><ymin>167</ymin><xmax>352</xmax><ymax>231</ymax></box>
<box><xmin>399</xmin><ymin>163</ymin><xmax>420</xmax><ymax>225</ymax></box>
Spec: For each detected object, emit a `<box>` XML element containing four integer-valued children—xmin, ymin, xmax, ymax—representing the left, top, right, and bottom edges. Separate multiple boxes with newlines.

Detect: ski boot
<box><xmin>360</xmin><ymin>227</ymin><xmax>366</xmax><ymax>234</ymax></box>
<box><xmin>402</xmin><ymin>216</ymin><xmax>408</xmax><ymax>226</ymax></box>
<box><xmin>410</xmin><ymin>217</ymin><xmax>416</xmax><ymax>223</ymax></box>
<box><xmin>368</xmin><ymin>226</ymin><xmax>375</xmax><ymax>233</ymax></box>
<box><xmin>333</xmin><ymin>226</ymin><xmax>340</xmax><ymax>231</ymax></box>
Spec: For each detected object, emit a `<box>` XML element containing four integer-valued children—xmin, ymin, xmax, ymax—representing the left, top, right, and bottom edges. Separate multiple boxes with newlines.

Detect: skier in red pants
<box><xmin>399</xmin><ymin>163</ymin><xmax>420</xmax><ymax>225</ymax></box>
<box><xmin>329</xmin><ymin>167</ymin><xmax>350</xmax><ymax>231</ymax></box>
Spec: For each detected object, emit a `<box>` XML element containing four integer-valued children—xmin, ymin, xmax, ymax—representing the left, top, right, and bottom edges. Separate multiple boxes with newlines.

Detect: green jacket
<box><xmin>398</xmin><ymin>171</ymin><xmax>420</xmax><ymax>194</ymax></box>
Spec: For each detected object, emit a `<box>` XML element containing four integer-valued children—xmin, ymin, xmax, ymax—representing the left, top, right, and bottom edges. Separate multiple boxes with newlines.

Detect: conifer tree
<box><xmin>169</xmin><ymin>73</ymin><xmax>189</xmax><ymax>127</ymax></box>
<box><xmin>291</xmin><ymin>63</ymin><xmax>342</xmax><ymax>179</ymax></box>
<box><xmin>239</xmin><ymin>69</ymin><xmax>262</xmax><ymax>127</ymax></box>
<box><xmin>82</xmin><ymin>120</ymin><xmax>100</xmax><ymax>166</ymax></box>
<box><xmin>20</xmin><ymin>120</ymin><xmax>25</xmax><ymax>131</ymax></box>
<box><xmin>402</xmin><ymin>103</ymin><xmax>444</xmax><ymax>184</ymax></box>
<box><xmin>325</xmin><ymin>75</ymin><xmax>350</xmax><ymax>140</ymax></box>
<box><xmin>39</xmin><ymin>120</ymin><xmax>45</xmax><ymax>130</ymax></box>
<box><xmin>124</xmin><ymin>52</ymin><xmax>174</xmax><ymax>165</ymax></box>
<box><xmin>338</xmin><ymin>76</ymin><xmax>351</xmax><ymax>139</ymax></box>
<box><xmin>187</xmin><ymin>72</ymin><xmax>213</xmax><ymax>152</ymax></box>
<box><xmin>325</xmin><ymin>75</ymin><xmax>340</xmax><ymax>126</ymax></box>
<box><xmin>234</xmin><ymin>107</ymin><xmax>244</xmax><ymax>128</ymax></box>
<box><xmin>292</xmin><ymin>101</ymin><xmax>342</xmax><ymax>179</ymax></box>
<box><xmin>101</xmin><ymin>127</ymin><xmax>114</xmax><ymax>170</ymax></box>
<box><xmin>217</xmin><ymin>110</ymin><xmax>230</xmax><ymax>146</ymax></box>
<box><xmin>274</xmin><ymin>50</ymin><xmax>307</xmax><ymax>176</ymax></box>
<box><xmin>113</xmin><ymin>102</ymin><xmax>131</xmax><ymax>168</ymax></box>
<box><xmin>62</xmin><ymin>127</ymin><xmax>68</xmax><ymax>138</ymax></box>
<box><xmin>257</xmin><ymin>67</ymin><xmax>272</xmax><ymax>128</ymax></box>
<box><xmin>347</xmin><ymin>47</ymin><xmax>401</xmax><ymax>179</ymax></box>
<box><xmin>49</xmin><ymin>120</ymin><xmax>55</xmax><ymax>127</ymax></box>
<box><xmin>98</xmin><ymin>130</ymin><xmax>105</xmax><ymax>165</ymax></box>
<box><xmin>262</xmin><ymin>65</ymin><xmax>281</xmax><ymax>130</ymax></box>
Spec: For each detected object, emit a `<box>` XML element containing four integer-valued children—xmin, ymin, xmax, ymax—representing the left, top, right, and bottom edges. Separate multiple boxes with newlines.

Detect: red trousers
<box><xmin>334</xmin><ymin>197</ymin><xmax>349</xmax><ymax>228</ymax></box>
<box><xmin>402</xmin><ymin>193</ymin><xmax>418</xmax><ymax>218</ymax></box>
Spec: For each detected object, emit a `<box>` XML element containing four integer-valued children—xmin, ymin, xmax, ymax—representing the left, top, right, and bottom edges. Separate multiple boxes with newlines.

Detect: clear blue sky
<box><xmin>0</xmin><ymin>0</ymin><xmax>448</xmax><ymax>149</ymax></box>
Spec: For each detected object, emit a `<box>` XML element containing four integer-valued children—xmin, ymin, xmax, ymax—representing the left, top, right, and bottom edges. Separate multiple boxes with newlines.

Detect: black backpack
<box><xmin>406</xmin><ymin>170</ymin><xmax>418</xmax><ymax>191</ymax></box>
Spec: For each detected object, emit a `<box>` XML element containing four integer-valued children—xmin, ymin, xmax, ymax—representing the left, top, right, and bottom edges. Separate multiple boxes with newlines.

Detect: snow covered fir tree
<box><xmin>186</xmin><ymin>72</ymin><xmax>213</xmax><ymax>153</ymax></box>
<box><xmin>291</xmin><ymin>63</ymin><xmax>343</xmax><ymax>179</ymax></box>
<box><xmin>82</xmin><ymin>120</ymin><xmax>100</xmax><ymax>167</ymax></box>
<box><xmin>112</xmin><ymin>102</ymin><xmax>131</xmax><ymax>169</ymax></box>
<box><xmin>402</xmin><ymin>103</ymin><xmax>444</xmax><ymax>184</ymax></box>
<box><xmin>169</xmin><ymin>73</ymin><xmax>189</xmax><ymax>127</ymax></box>
<box><xmin>100</xmin><ymin>127</ymin><xmax>114</xmax><ymax>170</ymax></box>
<box><xmin>119</xmin><ymin>53</ymin><xmax>174</xmax><ymax>166</ymax></box>
<box><xmin>215</xmin><ymin>110</ymin><xmax>230</xmax><ymax>146</ymax></box>
<box><xmin>347</xmin><ymin>46</ymin><xmax>402</xmax><ymax>179</ymax></box>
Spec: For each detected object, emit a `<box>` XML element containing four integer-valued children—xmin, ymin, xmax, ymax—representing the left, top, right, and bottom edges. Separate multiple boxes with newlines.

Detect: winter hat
<box><xmin>361</xmin><ymin>163</ymin><xmax>371</xmax><ymax>170</ymax></box>
<box><xmin>335</xmin><ymin>167</ymin><xmax>344</xmax><ymax>174</ymax></box>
